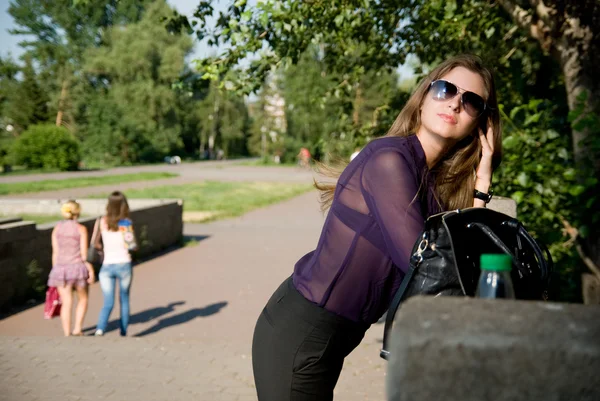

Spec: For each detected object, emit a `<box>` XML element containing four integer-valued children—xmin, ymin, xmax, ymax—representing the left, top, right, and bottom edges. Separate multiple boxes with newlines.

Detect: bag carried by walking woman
<box><xmin>86</xmin><ymin>218</ymin><xmax>104</xmax><ymax>266</ymax></box>
<box><xmin>43</xmin><ymin>286</ymin><xmax>62</xmax><ymax>319</ymax></box>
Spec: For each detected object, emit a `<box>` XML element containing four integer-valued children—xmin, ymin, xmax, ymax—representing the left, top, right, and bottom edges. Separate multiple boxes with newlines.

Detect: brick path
<box><xmin>0</xmin><ymin>190</ymin><xmax>388</xmax><ymax>400</ymax></box>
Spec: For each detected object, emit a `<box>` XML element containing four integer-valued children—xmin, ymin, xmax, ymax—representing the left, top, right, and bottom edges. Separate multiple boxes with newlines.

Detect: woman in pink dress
<box><xmin>48</xmin><ymin>200</ymin><xmax>95</xmax><ymax>336</ymax></box>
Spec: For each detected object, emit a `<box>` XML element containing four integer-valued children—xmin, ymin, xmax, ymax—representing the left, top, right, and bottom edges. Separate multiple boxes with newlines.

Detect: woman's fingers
<box><xmin>479</xmin><ymin>125</ymin><xmax>494</xmax><ymax>156</ymax></box>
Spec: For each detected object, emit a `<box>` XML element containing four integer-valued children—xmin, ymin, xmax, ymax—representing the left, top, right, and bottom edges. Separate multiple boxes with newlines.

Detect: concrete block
<box><xmin>0</xmin><ymin>221</ymin><xmax>36</xmax><ymax>243</ymax></box>
<box><xmin>387</xmin><ymin>296</ymin><xmax>600</xmax><ymax>401</ymax></box>
<box><xmin>0</xmin><ymin>217</ymin><xmax>22</xmax><ymax>225</ymax></box>
<box><xmin>488</xmin><ymin>196</ymin><xmax>517</xmax><ymax>218</ymax></box>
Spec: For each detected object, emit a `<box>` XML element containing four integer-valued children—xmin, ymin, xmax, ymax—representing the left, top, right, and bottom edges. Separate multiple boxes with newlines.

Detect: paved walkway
<box><xmin>0</xmin><ymin>191</ymin><xmax>388</xmax><ymax>400</ymax></box>
<box><xmin>0</xmin><ymin>159</ymin><xmax>245</xmax><ymax>183</ymax></box>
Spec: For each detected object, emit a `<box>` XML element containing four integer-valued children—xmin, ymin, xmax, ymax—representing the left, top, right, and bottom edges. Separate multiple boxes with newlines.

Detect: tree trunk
<box><xmin>55</xmin><ymin>79</ymin><xmax>68</xmax><ymax>127</ymax></box>
<box><xmin>208</xmin><ymin>134</ymin><xmax>215</xmax><ymax>159</ymax></box>
<box><xmin>555</xmin><ymin>19</ymin><xmax>600</xmax><ymax>272</ymax></box>
<box><xmin>582</xmin><ymin>273</ymin><xmax>600</xmax><ymax>304</ymax></box>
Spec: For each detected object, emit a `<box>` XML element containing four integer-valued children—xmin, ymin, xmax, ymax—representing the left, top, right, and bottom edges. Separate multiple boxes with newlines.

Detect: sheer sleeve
<box><xmin>361</xmin><ymin>149</ymin><xmax>425</xmax><ymax>273</ymax></box>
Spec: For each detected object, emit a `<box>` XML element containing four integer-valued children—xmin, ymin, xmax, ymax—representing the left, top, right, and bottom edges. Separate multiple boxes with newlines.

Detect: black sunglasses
<box><xmin>429</xmin><ymin>80</ymin><xmax>488</xmax><ymax>118</ymax></box>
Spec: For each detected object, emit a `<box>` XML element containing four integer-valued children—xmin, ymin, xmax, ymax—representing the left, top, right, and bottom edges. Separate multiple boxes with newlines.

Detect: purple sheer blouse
<box><xmin>292</xmin><ymin>135</ymin><xmax>443</xmax><ymax>324</ymax></box>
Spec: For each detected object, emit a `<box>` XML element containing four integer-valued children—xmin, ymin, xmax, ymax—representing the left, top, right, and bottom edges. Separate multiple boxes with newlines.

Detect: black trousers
<box><xmin>252</xmin><ymin>277</ymin><xmax>369</xmax><ymax>401</ymax></box>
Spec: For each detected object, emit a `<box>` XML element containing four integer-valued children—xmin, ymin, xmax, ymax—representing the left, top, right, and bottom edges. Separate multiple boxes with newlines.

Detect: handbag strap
<box><xmin>91</xmin><ymin>218</ymin><xmax>101</xmax><ymax>247</ymax></box>
<box><xmin>380</xmin><ymin>265</ymin><xmax>417</xmax><ymax>360</ymax></box>
<box><xmin>468</xmin><ymin>221</ymin><xmax>552</xmax><ymax>282</ymax></box>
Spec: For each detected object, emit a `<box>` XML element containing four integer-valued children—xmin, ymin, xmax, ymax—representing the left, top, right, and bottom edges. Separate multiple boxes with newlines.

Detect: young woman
<box><xmin>48</xmin><ymin>200</ymin><xmax>95</xmax><ymax>336</ymax></box>
<box><xmin>94</xmin><ymin>191</ymin><xmax>137</xmax><ymax>337</ymax></box>
<box><xmin>251</xmin><ymin>54</ymin><xmax>502</xmax><ymax>400</ymax></box>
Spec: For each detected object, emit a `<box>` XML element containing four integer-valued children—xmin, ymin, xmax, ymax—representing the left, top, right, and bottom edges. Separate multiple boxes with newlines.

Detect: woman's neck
<box><xmin>415</xmin><ymin>130</ymin><xmax>456</xmax><ymax>169</ymax></box>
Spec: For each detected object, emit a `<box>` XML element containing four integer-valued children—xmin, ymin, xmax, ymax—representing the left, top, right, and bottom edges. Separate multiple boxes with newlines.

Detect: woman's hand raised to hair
<box><xmin>473</xmin><ymin>124</ymin><xmax>494</xmax><ymax>207</ymax></box>
<box><xmin>476</xmin><ymin>124</ymin><xmax>494</xmax><ymax>185</ymax></box>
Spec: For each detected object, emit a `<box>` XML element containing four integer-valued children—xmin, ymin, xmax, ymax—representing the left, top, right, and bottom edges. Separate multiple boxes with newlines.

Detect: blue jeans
<box><xmin>96</xmin><ymin>262</ymin><xmax>132</xmax><ymax>336</ymax></box>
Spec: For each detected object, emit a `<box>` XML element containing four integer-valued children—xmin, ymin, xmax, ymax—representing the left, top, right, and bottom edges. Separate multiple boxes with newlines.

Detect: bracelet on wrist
<box><xmin>474</xmin><ymin>189</ymin><xmax>493</xmax><ymax>204</ymax></box>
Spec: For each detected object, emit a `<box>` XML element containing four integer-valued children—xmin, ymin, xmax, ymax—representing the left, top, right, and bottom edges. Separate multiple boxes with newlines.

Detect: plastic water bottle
<box><xmin>476</xmin><ymin>254</ymin><xmax>515</xmax><ymax>299</ymax></box>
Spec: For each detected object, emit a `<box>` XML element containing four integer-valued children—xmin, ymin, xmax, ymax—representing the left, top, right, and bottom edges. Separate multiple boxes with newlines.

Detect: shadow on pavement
<box><xmin>0</xmin><ymin>236</ymin><xmax>210</xmax><ymax>321</ymax></box>
<box><xmin>82</xmin><ymin>300</ymin><xmax>187</xmax><ymax>334</ymax></box>
<box><xmin>133</xmin><ymin>301</ymin><xmax>228</xmax><ymax>337</ymax></box>
<box><xmin>132</xmin><ymin>234</ymin><xmax>211</xmax><ymax>264</ymax></box>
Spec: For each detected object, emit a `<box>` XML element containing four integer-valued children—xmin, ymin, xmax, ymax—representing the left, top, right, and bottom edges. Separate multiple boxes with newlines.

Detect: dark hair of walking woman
<box><xmin>106</xmin><ymin>191</ymin><xmax>130</xmax><ymax>231</ymax></box>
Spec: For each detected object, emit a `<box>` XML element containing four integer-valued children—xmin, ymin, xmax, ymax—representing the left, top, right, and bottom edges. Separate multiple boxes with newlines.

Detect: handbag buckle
<box><xmin>412</xmin><ymin>233</ymin><xmax>429</xmax><ymax>265</ymax></box>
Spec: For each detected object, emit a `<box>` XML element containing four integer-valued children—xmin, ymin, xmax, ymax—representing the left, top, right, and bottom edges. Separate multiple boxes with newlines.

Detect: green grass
<box><xmin>0</xmin><ymin>172</ymin><xmax>179</xmax><ymax>195</ymax></box>
<box><xmin>105</xmin><ymin>181</ymin><xmax>313</xmax><ymax>222</ymax></box>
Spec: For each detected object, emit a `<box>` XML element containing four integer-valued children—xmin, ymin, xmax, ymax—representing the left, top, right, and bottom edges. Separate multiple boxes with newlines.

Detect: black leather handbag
<box><xmin>380</xmin><ymin>207</ymin><xmax>553</xmax><ymax>360</ymax></box>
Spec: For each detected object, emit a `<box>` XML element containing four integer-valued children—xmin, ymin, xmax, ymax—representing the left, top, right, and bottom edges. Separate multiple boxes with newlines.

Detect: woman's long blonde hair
<box><xmin>315</xmin><ymin>54</ymin><xmax>502</xmax><ymax>211</ymax></box>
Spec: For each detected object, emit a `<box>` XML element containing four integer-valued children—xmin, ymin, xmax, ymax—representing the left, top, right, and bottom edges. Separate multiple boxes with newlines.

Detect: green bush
<box><xmin>12</xmin><ymin>124</ymin><xmax>81</xmax><ymax>171</ymax></box>
<box><xmin>494</xmin><ymin>99</ymin><xmax>585</xmax><ymax>302</ymax></box>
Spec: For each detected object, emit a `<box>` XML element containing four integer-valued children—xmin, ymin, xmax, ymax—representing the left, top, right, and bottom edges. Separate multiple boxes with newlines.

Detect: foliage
<box><xmin>7</xmin><ymin>56</ymin><xmax>50</xmax><ymax>131</ymax></box>
<box><xmin>8</xmin><ymin>0</ymin><xmax>155</xmax><ymax>127</ymax></box>
<box><xmin>0</xmin><ymin>55</ymin><xmax>50</xmax><ymax>135</ymax></box>
<box><xmin>81</xmin><ymin>0</ymin><xmax>194</xmax><ymax>163</ymax></box>
<box><xmin>246</xmin><ymin>47</ymin><xmax>403</xmax><ymax>163</ymax></box>
<box><xmin>25</xmin><ymin>259</ymin><xmax>46</xmax><ymax>299</ymax></box>
<box><xmin>568</xmin><ymin>91</ymin><xmax>600</xmax><ymax>234</ymax></box>
<box><xmin>194</xmin><ymin>78</ymin><xmax>251</xmax><ymax>159</ymax></box>
<box><xmin>12</xmin><ymin>124</ymin><xmax>81</xmax><ymax>171</ymax></box>
<box><xmin>493</xmin><ymin>99</ymin><xmax>583</xmax><ymax>301</ymax></box>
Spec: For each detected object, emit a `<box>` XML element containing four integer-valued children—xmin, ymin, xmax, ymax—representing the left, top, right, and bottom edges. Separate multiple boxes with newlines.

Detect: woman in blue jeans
<box><xmin>94</xmin><ymin>191</ymin><xmax>137</xmax><ymax>336</ymax></box>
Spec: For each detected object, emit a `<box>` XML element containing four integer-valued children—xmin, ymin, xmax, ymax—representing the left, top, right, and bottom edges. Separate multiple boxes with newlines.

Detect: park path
<box><xmin>0</xmin><ymin>188</ymin><xmax>388</xmax><ymax>400</ymax></box>
<box><xmin>0</xmin><ymin>159</ymin><xmax>243</xmax><ymax>183</ymax></box>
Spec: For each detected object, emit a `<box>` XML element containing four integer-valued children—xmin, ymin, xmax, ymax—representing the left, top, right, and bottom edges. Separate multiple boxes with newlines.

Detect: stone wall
<box><xmin>387</xmin><ymin>296</ymin><xmax>600</xmax><ymax>401</ymax></box>
<box><xmin>0</xmin><ymin>200</ymin><xmax>183</xmax><ymax>311</ymax></box>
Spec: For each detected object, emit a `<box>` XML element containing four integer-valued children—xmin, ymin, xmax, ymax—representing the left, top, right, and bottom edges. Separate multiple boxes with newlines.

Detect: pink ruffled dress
<box><xmin>47</xmin><ymin>220</ymin><xmax>89</xmax><ymax>288</ymax></box>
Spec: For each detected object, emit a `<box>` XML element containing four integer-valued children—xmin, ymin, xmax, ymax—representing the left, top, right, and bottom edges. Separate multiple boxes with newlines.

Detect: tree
<box><xmin>193</xmin><ymin>76</ymin><xmax>251</xmax><ymax>160</ymax></box>
<box><xmin>281</xmin><ymin>48</ymin><xmax>345</xmax><ymax>160</ymax></box>
<box><xmin>4</xmin><ymin>55</ymin><xmax>50</xmax><ymax>132</ymax></box>
<box><xmin>0</xmin><ymin>56</ymin><xmax>20</xmax><ymax>117</ymax></box>
<box><xmin>496</xmin><ymin>1</ymin><xmax>599</xmax><ymax>161</ymax></box>
<box><xmin>9</xmin><ymin>0</ymin><xmax>154</xmax><ymax>127</ymax></box>
<box><xmin>281</xmin><ymin>47</ymin><xmax>401</xmax><ymax>160</ymax></box>
<box><xmin>82</xmin><ymin>0</ymin><xmax>194</xmax><ymax>163</ymax></box>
